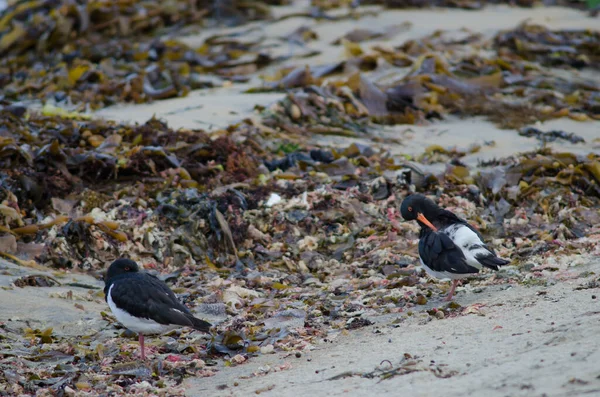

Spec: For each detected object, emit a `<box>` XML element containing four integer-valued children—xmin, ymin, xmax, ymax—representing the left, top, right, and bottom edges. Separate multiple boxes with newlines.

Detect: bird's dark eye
<box><xmin>408</xmin><ymin>206</ymin><xmax>413</xmax><ymax>212</ymax></box>
<box><xmin>124</xmin><ymin>267</ymin><xmax>130</xmax><ymax>271</ymax></box>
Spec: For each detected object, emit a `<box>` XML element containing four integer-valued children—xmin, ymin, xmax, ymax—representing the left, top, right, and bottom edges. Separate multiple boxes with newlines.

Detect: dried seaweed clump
<box><xmin>0</xmin><ymin>324</ymin><xmax>213</xmax><ymax>396</ymax></box>
<box><xmin>0</xmin><ymin>107</ymin><xmax>270</xmax><ymax>267</ymax></box>
<box><xmin>495</xmin><ymin>22</ymin><xmax>600</xmax><ymax>69</ymax></box>
<box><xmin>0</xmin><ymin>0</ymin><xmax>277</xmax><ymax>107</ymax></box>
<box><xmin>333</xmin><ymin>0</ymin><xmax>585</xmax><ymax>9</ymax></box>
<box><xmin>448</xmin><ymin>149</ymin><xmax>600</xmax><ymax>245</ymax></box>
<box><xmin>1</xmin><ymin>111</ymin><xmax>600</xmax><ymax>395</ymax></box>
<box><xmin>0</xmin><ymin>0</ymin><xmax>274</xmax><ymax>55</ymax></box>
<box><xmin>259</xmin><ymin>27</ymin><xmax>600</xmax><ymax>130</ymax></box>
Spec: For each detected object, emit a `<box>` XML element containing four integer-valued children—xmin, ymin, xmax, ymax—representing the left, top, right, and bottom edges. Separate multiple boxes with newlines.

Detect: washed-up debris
<box><xmin>327</xmin><ymin>353</ymin><xmax>458</xmax><ymax>381</ymax></box>
<box><xmin>331</xmin><ymin>22</ymin><xmax>412</xmax><ymax>44</ymax></box>
<box><xmin>264</xmin><ymin>149</ymin><xmax>335</xmax><ymax>171</ymax></box>
<box><xmin>2</xmin><ymin>105</ymin><xmax>600</xmax><ymax>396</ymax></box>
<box><xmin>518</xmin><ymin>127</ymin><xmax>586</xmax><ymax>144</ymax></box>
<box><xmin>1</xmin><ymin>2</ymin><xmax>600</xmax><ymax>396</ymax></box>
<box><xmin>13</xmin><ymin>274</ymin><xmax>60</xmax><ymax>288</ymax></box>
<box><xmin>255</xmin><ymin>63</ymin><xmax>346</xmax><ymax>91</ymax></box>
<box><xmin>0</xmin><ymin>0</ymin><xmax>273</xmax><ymax>56</ymax></box>
<box><xmin>1</xmin><ymin>106</ymin><xmax>598</xmax><ymax>275</ymax></box>
<box><xmin>0</xmin><ymin>321</ymin><xmax>209</xmax><ymax>395</ymax></box>
<box><xmin>321</xmin><ymin>0</ymin><xmax>590</xmax><ymax>11</ymax></box>
<box><xmin>0</xmin><ymin>0</ymin><xmax>278</xmax><ymax>108</ymax></box>
<box><xmin>258</xmin><ymin>26</ymin><xmax>600</xmax><ymax>129</ymax></box>
<box><xmin>494</xmin><ymin>22</ymin><xmax>600</xmax><ymax>69</ymax></box>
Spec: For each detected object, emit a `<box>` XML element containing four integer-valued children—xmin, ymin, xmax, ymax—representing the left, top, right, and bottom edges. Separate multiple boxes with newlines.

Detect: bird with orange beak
<box><xmin>400</xmin><ymin>194</ymin><xmax>509</xmax><ymax>300</ymax></box>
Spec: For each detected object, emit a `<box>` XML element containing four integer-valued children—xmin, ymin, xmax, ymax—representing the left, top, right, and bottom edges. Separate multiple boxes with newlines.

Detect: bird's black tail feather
<box><xmin>186</xmin><ymin>314</ymin><xmax>212</xmax><ymax>332</ymax></box>
<box><xmin>477</xmin><ymin>255</ymin><xmax>510</xmax><ymax>271</ymax></box>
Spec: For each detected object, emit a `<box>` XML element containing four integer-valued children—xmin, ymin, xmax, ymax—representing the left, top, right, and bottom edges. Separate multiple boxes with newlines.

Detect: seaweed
<box><xmin>518</xmin><ymin>127</ymin><xmax>586</xmax><ymax>144</ymax></box>
<box><xmin>0</xmin><ymin>0</ymin><xmax>277</xmax><ymax>108</ymax></box>
<box><xmin>1</xmin><ymin>2</ymin><xmax>599</xmax><ymax>396</ymax></box>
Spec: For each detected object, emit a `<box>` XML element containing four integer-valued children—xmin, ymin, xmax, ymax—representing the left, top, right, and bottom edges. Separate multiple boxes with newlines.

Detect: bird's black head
<box><xmin>105</xmin><ymin>258</ymin><xmax>139</xmax><ymax>282</ymax></box>
<box><xmin>400</xmin><ymin>194</ymin><xmax>442</xmax><ymax>231</ymax></box>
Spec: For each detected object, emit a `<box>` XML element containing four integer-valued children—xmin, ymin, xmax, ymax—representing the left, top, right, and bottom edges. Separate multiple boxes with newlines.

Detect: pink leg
<box><xmin>139</xmin><ymin>333</ymin><xmax>146</xmax><ymax>360</ymax></box>
<box><xmin>445</xmin><ymin>280</ymin><xmax>460</xmax><ymax>301</ymax></box>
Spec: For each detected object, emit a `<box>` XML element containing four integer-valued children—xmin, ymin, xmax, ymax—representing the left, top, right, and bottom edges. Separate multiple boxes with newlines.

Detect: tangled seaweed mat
<box><xmin>1</xmin><ymin>107</ymin><xmax>600</xmax><ymax>394</ymax></box>
<box><xmin>0</xmin><ymin>0</ymin><xmax>285</xmax><ymax>108</ymax></box>
<box><xmin>1</xmin><ymin>1</ymin><xmax>600</xmax><ymax>394</ymax></box>
<box><xmin>2</xmin><ymin>1</ymin><xmax>599</xmax><ymax>113</ymax></box>
<box><xmin>256</xmin><ymin>23</ymin><xmax>600</xmax><ymax>130</ymax></box>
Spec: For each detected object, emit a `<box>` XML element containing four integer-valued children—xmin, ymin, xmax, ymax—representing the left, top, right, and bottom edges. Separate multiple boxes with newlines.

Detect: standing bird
<box><xmin>400</xmin><ymin>194</ymin><xmax>509</xmax><ymax>301</ymax></box>
<box><xmin>104</xmin><ymin>258</ymin><xmax>212</xmax><ymax>360</ymax></box>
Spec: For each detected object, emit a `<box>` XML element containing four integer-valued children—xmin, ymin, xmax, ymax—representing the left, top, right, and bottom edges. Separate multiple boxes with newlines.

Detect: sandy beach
<box><xmin>2</xmin><ymin>254</ymin><xmax>599</xmax><ymax>397</ymax></box>
<box><xmin>187</xmin><ymin>259</ymin><xmax>600</xmax><ymax>397</ymax></box>
<box><xmin>1</xmin><ymin>1</ymin><xmax>599</xmax><ymax>396</ymax></box>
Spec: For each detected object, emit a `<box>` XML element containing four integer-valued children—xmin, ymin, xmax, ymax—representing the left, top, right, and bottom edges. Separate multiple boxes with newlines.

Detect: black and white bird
<box><xmin>400</xmin><ymin>194</ymin><xmax>509</xmax><ymax>301</ymax></box>
<box><xmin>104</xmin><ymin>258</ymin><xmax>212</xmax><ymax>360</ymax></box>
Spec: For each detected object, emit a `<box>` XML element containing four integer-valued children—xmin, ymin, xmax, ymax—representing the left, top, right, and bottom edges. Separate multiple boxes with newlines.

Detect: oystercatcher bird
<box><xmin>400</xmin><ymin>194</ymin><xmax>509</xmax><ymax>301</ymax></box>
<box><xmin>104</xmin><ymin>258</ymin><xmax>212</xmax><ymax>359</ymax></box>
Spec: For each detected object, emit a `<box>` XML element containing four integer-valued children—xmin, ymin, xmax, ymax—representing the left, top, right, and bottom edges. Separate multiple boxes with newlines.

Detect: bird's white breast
<box><xmin>107</xmin><ymin>284</ymin><xmax>178</xmax><ymax>335</ymax></box>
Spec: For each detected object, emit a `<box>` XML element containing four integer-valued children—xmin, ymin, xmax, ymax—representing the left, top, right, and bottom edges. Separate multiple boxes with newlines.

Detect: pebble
<box><xmin>265</xmin><ymin>193</ymin><xmax>282</xmax><ymax>207</ymax></box>
<box><xmin>260</xmin><ymin>344</ymin><xmax>275</xmax><ymax>354</ymax></box>
<box><xmin>231</xmin><ymin>354</ymin><xmax>246</xmax><ymax>364</ymax></box>
<box><xmin>290</xmin><ymin>104</ymin><xmax>302</xmax><ymax>120</ymax></box>
<box><xmin>521</xmin><ymin>263</ymin><xmax>536</xmax><ymax>272</ymax></box>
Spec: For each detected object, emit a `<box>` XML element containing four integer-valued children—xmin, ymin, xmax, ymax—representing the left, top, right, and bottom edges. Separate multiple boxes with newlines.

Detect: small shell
<box><xmin>289</xmin><ymin>104</ymin><xmax>302</xmax><ymax>120</ymax></box>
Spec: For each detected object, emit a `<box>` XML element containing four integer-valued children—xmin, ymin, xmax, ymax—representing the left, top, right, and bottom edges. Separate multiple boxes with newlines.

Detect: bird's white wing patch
<box><xmin>446</xmin><ymin>224</ymin><xmax>482</xmax><ymax>247</ymax></box>
<box><xmin>443</xmin><ymin>224</ymin><xmax>490</xmax><ymax>269</ymax></box>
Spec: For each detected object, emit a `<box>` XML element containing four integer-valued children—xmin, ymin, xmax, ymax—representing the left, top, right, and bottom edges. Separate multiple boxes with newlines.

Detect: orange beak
<box><xmin>417</xmin><ymin>213</ymin><xmax>438</xmax><ymax>232</ymax></box>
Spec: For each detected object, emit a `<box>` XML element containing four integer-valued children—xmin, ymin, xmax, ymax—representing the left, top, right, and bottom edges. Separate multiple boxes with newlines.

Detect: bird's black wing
<box><xmin>419</xmin><ymin>230</ymin><xmax>480</xmax><ymax>274</ymax></box>
<box><xmin>109</xmin><ymin>275</ymin><xmax>211</xmax><ymax>332</ymax></box>
<box><xmin>440</xmin><ymin>211</ymin><xmax>510</xmax><ymax>269</ymax></box>
<box><xmin>144</xmin><ymin>273</ymin><xmax>193</xmax><ymax>315</ymax></box>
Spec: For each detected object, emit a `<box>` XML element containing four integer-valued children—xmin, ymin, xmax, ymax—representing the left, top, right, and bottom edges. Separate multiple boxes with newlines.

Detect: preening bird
<box><xmin>400</xmin><ymin>194</ymin><xmax>509</xmax><ymax>301</ymax></box>
<box><xmin>104</xmin><ymin>258</ymin><xmax>212</xmax><ymax>359</ymax></box>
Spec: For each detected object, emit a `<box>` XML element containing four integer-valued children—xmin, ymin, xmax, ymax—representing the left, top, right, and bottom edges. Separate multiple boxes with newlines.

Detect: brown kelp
<box><xmin>2</xmin><ymin>2</ymin><xmax>600</xmax><ymax>396</ymax></box>
<box><xmin>0</xmin><ymin>0</ymin><xmax>279</xmax><ymax>108</ymax></box>
<box><xmin>257</xmin><ymin>27</ymin><xmax>600</xmax><ymax>129</ymax></box>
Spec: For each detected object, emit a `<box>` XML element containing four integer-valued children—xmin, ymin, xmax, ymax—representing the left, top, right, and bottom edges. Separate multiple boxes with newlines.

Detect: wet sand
<box><xmin>0</xmin><ymin>259</ymin><xmax>106</xmax><ymax>337</ymax></box>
